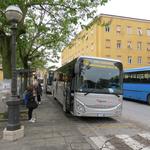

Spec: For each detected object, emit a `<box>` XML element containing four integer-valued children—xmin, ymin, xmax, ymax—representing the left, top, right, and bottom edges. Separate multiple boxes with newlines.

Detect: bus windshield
<box><xmin>77</xmin><ymin>59</ymin><xmax>122</xmax><ymax>95</ymax></box>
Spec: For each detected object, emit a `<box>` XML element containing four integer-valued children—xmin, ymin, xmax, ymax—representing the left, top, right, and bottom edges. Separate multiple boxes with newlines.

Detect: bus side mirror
<box><xmin>74</xmin><ymin>63</ymin><xmax>80</xmax><ymax>74</ymax></box>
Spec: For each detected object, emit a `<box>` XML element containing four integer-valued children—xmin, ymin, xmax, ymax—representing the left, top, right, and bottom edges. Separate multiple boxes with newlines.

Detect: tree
<box><xmin>0</xmin><ymin>0</ymin><xmax>109</xmax><ymax>79</ymax></box>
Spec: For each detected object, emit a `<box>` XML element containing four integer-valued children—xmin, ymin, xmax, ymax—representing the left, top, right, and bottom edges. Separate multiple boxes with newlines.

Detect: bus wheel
<box><xmin>46</xmin><ymin>89</ymin><xmax>48</xmax><ymax>94</ymax></box>
<box><xmin>147</xmin><ymin>95</ymin><xmax>150</xmax><ymax>105</ymax></box>
<box><xmin>52</xmin><ymin>90</ymin><xmax>55</xmax><ymax>98</ymax></box>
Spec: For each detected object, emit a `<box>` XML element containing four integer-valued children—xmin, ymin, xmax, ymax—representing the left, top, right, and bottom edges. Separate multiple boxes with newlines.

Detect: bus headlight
<box><xmin>76</xmin><ymin>101</ymin><xmax>85</xmax><ymax>113</ymax></box>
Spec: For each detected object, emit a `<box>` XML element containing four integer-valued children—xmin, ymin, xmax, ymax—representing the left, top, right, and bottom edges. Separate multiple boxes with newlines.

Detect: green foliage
<box><xmin>0</xmin><ymin>0</ymin><xmax>109</xmax><ymax>78</ymax></box>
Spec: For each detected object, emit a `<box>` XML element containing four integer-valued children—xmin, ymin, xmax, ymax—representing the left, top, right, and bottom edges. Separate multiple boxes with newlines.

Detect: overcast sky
<box><xmin>97</xmin><ymin>0</ymin><xmax>150</xmax><ymax>20</ymax></box>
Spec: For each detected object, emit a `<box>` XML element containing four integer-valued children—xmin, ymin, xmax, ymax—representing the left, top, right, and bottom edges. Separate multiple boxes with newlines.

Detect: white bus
<box><xmin>52</xmin><ymin>56</ymin><xmax>123</xmax><ymax>117</ymax></box>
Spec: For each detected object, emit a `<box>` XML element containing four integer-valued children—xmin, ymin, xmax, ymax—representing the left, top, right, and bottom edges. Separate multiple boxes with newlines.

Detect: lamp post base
<box><xmin>3</xmin><ymin>125</ymin><xmax>24</xmax><ymax>141</ymax></box>
<box><xmin>6</xmin><ymin>99</ymin><xmax>21</xmax><ymax>131</ymax></box>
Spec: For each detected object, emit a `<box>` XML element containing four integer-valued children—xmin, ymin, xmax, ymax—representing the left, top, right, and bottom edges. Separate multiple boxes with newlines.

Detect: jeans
<box><xmin>28</xmin><ymin>108</ymin><xmax>34</xmax><ymax>120</ymax></box>
<box><xmin>37</xmin><ymin>95</ymin><xmax>41</xmax><ymax>102</ymax></box>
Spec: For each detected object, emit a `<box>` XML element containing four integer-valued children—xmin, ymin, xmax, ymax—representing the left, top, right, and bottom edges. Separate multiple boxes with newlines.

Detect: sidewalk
<box><xmin>0</xmin><ymin>94</ymin><xmax>94</xmax><ymax>150</ymax></box>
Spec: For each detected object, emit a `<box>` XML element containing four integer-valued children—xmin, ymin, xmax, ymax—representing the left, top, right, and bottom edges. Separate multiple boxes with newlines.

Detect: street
<box><xmin>123</xmin><ymin>99</ymin><xmax>150</xmax><ymax>129</ymax></box>
<box><xmin>0</xmin><ymin>94</ymin><xmax>150</xmax><ymax>150</ymax></box>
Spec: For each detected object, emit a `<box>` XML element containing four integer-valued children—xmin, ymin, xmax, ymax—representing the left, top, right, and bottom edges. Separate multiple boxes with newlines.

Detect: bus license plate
<box><xmin>97</xmin><ymin>113</ymin><xmax>103</xmax><ymax>117</ymax></box>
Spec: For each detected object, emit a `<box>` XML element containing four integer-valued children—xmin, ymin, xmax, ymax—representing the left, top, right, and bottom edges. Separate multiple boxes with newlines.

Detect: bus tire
<box><xmin>52</xmin><ymin>90</ymin><xmax>55</xmax><ymax>98</ymax></box>
<box><xmin>147</xmin><ymin>95</ymin><xmax>150</xmax><ymax>105</ymax></box>
<box><xmin>46</xmin><ymin>88</ymin><xmax>48</xmax><ymax>94</ymax></box>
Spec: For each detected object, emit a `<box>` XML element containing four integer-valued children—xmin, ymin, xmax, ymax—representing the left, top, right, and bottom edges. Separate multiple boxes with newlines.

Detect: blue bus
<box><xmin>123</xmin><ymin>66</ymin><xmax>150</xmax><ymax>105</ymax></box>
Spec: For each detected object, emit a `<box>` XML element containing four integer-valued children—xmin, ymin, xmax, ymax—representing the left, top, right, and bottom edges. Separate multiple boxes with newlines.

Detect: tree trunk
<box><xmin>0</xmin><ymin>35</ymin><xmax>11</xmax><ymax>79</ymax></box>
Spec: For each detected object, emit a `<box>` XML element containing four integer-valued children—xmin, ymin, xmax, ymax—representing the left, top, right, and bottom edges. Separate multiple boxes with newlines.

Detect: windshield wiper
<box><xmin>111</xmin><ymin>93</ymin><xmax>121</xmax><ymax>97</ymax></box>
<box><xmin>84</xmin><ymin>91</ymin><xmax>121</xmax><ymax>97</ymax></box>
<box><xmin>84</xmin><ymin>89</ymin><xmax>98</xmax><ymax>96</ymax></box>
<box><xmin>84</xmin><ymin>91</ymin><xmax>90</xmax><ymax>96</ymax></box>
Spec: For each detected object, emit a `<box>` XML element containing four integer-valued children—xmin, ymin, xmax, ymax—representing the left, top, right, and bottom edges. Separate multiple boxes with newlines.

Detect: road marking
<box><xmin>142</xmin><ymin>146</ymin><xmax>150</xmax><ymax>150</ymax></box>
<box><xmin>90</xmin><ymin>136</ymin><xmax>115</xmax><ymax>149</ymax></box>
<box><xmin>139</xmin><ymin>133</ymin><xmax>150</xmax><ymax>141</ymax></box>
<box><xmin>115</xmin><ymin>134</ymin><xmax>145</xmax><ymax>150</ymax></box>
<box><xmin>90</xmin><ymin>133</ymin><xmax>150</xmax><ymax>150</ymax></box>
<box><xmin>97</xmin><ymin>123</ymin><xmax>134</xmax><ymax>129</ymax></box>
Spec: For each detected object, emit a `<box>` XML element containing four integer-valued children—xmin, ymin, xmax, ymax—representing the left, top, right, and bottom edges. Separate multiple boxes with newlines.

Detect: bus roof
<box><xmin>77</xmin><ymin>56</ymin><xmax>121</xmax><ymax>63</ymax></box>
<box><xmin>124</xmin><ymin>66</ymin><xmax>150</xmax><ymax>73</ymax></box>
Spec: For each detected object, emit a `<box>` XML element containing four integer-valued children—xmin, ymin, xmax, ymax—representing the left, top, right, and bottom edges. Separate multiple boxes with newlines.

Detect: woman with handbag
<box><xmin>26</xmin><ymin>85</ymin><xmax>38</xmax><ymax>123</ymax></box>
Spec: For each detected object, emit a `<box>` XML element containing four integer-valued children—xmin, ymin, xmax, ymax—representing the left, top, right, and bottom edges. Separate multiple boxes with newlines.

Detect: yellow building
<box><xmin>0</xmin><ymin>66</ymin><xmax>3</xmax><ymax>80</ymax></box>
<box><xmin>61</xmin><ymin>14</ymin><xmax>150</xmax><ymax>69</ymax></box>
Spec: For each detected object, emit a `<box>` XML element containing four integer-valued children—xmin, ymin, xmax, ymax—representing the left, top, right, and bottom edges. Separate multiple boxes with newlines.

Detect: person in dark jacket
<box><xmin>36</xmin><ymin>80</ymin><xmax>43</xmax><ymax>104</ymax></box>
<box><xmin>26</xmin><ymin>85</ymin><xmax>38</xmax><ymax>123</ymax></box>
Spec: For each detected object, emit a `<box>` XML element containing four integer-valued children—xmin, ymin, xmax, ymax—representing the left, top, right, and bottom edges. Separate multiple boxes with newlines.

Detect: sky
<box><xmin>97</xmin><ymin>0</ymin><xmax>150</xmax><ymax>20</ymax></box>
<box><xmin>50</xmin><ymin>0</ymin><xmax>150</xmax><ymax>68</ymax></box>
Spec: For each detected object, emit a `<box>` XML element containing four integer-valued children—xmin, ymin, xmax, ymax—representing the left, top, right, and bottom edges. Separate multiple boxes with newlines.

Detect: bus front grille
<box><xmin>85</xmin><ymin>104</ymin><xmax>116</xmax><ymax>109</ymax></box>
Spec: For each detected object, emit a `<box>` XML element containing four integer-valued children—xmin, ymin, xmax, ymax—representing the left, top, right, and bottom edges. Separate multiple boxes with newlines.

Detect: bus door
<box><xmin>70</xmin><ymin>77</ymin><xmax>75</xmax><ymax>112</ymax></box>
<box><xmin>65</xmin><ymin>77</ymin><xmax>75</xmax><ymax>113</ymax></box>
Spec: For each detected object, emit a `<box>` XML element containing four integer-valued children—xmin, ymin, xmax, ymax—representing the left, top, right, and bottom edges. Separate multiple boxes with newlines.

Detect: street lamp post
<box><xmin>3</xmin><ymin>5</ymin><xmax>24</xmax><ymax>141</ymax></box>
<box><xmin>28</xmin><ymin>61</ymin><xmax>32</xmax><ymax>85</ymax></box>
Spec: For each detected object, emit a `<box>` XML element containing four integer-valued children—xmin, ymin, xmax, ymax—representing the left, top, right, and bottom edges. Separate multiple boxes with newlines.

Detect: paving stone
<box><xmin>70</xmin><ymin>142</ymin><xmax>93</xmax><ymax>150</ymax></box>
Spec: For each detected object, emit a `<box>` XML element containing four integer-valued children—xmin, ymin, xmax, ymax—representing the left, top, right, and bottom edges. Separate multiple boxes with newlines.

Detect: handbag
<box><xmin>27</xmin><ymin>98</ymin><xmax>38</xmax><ymax>109</ymax></box>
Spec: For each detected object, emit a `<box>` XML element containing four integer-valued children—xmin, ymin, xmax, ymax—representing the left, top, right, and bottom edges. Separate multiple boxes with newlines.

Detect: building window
<box><xmin>137</xmin><ymin>56</ymin><xmax>142</xmax><ymax>64</ymax></box>
<box><xmin>127</xmin><ymin>41</ymin><xmax>132</xmax><ymax>49</ymax></box>
<box><xmin>117</xmin><ymin>55</ymin><xmax>121</xmax><ymax>60</ymax></box>
<box><xmin>116</xmin><ymin>25</ymin><xmax>121</xmax><ymax>34</ymax></box>
<box><xmin>105</xmin><ymin>39</ymin><xmax>111</xmax><ymax>48</ymax></box>
<box><xmin>147</xmin><ymin>29</ymin><xmax>150</xmax><ymax>36</ymax></box>
<box><xmin>128</xmin><ymin>56</ymin><xmax>132</xmax><ymax>64</ymax></box>
<box><xmin>147</xmin><ymin>43</ymin><xmax>150</xmax><ymax>51</ymax></box>
<box><xmin>127</xmin><ymin>26</ymin><xmax>132</xmax><ymax>34</ymax></box>
<box><xmin>117</xmin><ymin>40</ymin><xmax>121</xmax><ymax>49</ymax></box>
<box><xmin>147</xmin><ymin>57</ymin><xmax>150</xmax><ymax>64</ymax></box>
<box><xmin>91</xmin><ymin>43</ymin><xmax>94</xmax><ymax>51</ymax></box>
<box><xmin>137</xmin><ymin>42</ymin><xmax>142</xmax><ymax>50</ymax></box>
<box><xmin>105</xmin><ymin>25</ymin><xmax>110</xmax><ymax>32</ymax></box>
<box><xmin>105</xmin><ymin>55</ymin><xmax>110</xmax><ymax>58</ymax></box>
<box><xmin>85</xmin><ymin>36</ymin><xmax>88</xmax><ymax>40</ymax></box>
<box><xmin>137</xmin><ymin>27</ymin><xmax>142</xmax><ymax>36</ymax></box>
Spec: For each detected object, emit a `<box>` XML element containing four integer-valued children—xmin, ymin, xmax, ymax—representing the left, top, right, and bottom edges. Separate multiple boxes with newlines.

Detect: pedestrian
<box><xmin>36</xmin><ymin>79</ymin><xmax>43</xmax><ymax>104</ymax></box>
<box><xmin>25</xmin><ymin>85</ymin><xmax>38</xmax><ymax>123</ymax></box>
<box><xmin>33</xmin><ymin>75</ymin><xmax>38</xmax><ymax>87</ymax></box>
<box><xmin>33</xmin><ymin>76</ymin><xmax>38</xmax><ymax>100</ymax></box>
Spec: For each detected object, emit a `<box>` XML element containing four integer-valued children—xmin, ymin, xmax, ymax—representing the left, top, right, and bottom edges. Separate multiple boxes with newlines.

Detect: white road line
<box><xmin>142</xmin><ymin>146</ymin><xmax>150</xmax><ymax>150</ymax></box>
<box><xmin>138</xmin><ymin>133</ymin><xmax>150</xmax><ymax>141</ymax></box>
<box><xmin>90</xmin><ymin>136</ymin><xmax>115</xmax><ymax>149</ymax></box>
<box><xmin>116</xmin><ymin>134</ymin><xmax>145</xmax><ymax>150</ymax></box>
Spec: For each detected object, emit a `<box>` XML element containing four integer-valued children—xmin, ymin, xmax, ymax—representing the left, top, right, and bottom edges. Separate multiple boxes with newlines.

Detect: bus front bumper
<box><xmin>74</xmin><ymin>102</ymin><xmax>122</xmax><ymax>117</ymax></box>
